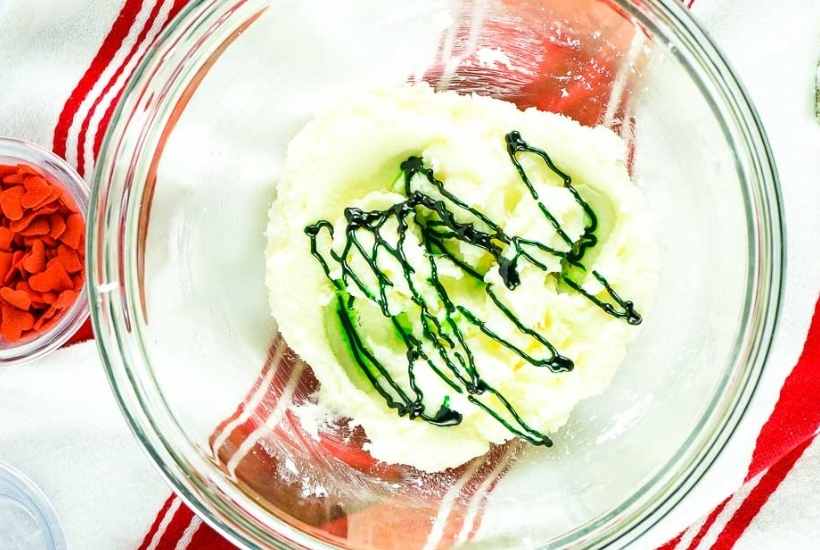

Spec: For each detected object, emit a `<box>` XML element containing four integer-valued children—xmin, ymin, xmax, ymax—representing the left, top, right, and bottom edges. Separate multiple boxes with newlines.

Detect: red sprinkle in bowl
<box><xmin>0</xmin><ymin>137</ymin><xmax>89</xmax><ymax>365</ymax></box>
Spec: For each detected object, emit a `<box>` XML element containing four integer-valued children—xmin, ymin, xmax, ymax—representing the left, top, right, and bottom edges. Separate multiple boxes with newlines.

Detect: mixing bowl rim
<box><xmin>88</xmin><ymin>0</ymin><xmax>785</xmax><ymax>548</ymax></box>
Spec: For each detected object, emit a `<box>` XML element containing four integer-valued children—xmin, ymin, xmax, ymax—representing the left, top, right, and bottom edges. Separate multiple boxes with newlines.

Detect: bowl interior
<box><xmin>93</xmin><ymin>0</ymin><xmax>779</xmax><ymax>548</ymax></box>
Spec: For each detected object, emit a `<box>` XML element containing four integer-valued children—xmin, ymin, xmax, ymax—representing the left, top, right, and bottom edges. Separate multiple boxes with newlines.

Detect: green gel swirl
<box><xmin>303</xmin><ymin>131</ymin><xmax>642</xmax><ymax>447</ymax></box>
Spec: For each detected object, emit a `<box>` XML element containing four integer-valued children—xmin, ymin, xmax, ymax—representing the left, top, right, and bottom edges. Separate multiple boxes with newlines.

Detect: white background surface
<box><xmin>0</xmin><ymin>0</ymin><xmax>819</xmax><ymax>548</ymax></box>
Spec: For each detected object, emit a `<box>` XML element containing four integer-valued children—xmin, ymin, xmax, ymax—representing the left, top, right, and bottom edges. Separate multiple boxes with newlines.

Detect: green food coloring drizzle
<box><xmin>303</xmin><ymin>131</ymin><xmax>642</xmax><ymax>447</ymax></box>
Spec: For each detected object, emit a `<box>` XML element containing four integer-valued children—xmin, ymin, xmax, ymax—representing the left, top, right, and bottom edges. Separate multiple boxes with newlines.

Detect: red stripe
<box><xmin>656</xmin><ymin>532</ymin><xmax>684</xmax><ymax>550</ymax></box>
<box><xmin>624</xmin><ymin>115</ymin><xmax>637</xmax><ymax>176</ymax></box>
<box><xmin>153</xmin><ymin>502</ymin><xmax>196</xmax><ymax>550</ymax></box>
<box><xmin>292</xmin><ymin>361</ymin><xmax>318</xmax><ymax>401</ymax></box>
<box><xmin>136</xmin><ymin>495</ymin><xmax>177</xmax><ymax>550</ymax></box>
<box><xmin>656</xmin><ymin>299</ymin><xmax>820</xmax><ymax>549</ymax></box>
<box><xmin>746</xmin><ymin>299</ymin><xmax>820</xmax><ymax>478</ymax></box>
<box><xmin>234</xmin><ymin>348</ymin><xmax>299</xmax><ymax>418</ymax></box>
<box><xmin>684</xmin><ymin>497</ymin><xmax>729</xmax><ymax>550</ymax></box>
<box><xmin>65</xmin><ymin>319</ymin><xmax>94</xmax><ymax>346</ymax></box>
<box><xmin>267</xmin><ymin>366</ymin><xmax>318</xmax><ymax>456</ymax></box>
<box><xmin>437</xmin><ymin>445</ymin><xmax>510</xmax><ymax>548</ymax></box>
<box><xmin>207</xmin><ymin>336</ymin><xmax>283</xmax><ymax>451</ymax></box>
<box><xmin>212</xmin><ymin>351</ymin><xmax>302</xmax><ymax>466</ymax></box>
<box><xmin>92</xmin><ymin>0</ymin><xmax>191</xmax><ymax>163</ymax></box>
<box><xmin>52</xmin><ymin>0</ymin><xmax>144</xmax><ymax>160</ymax></box>
<box><xmin>75</xmin><ymin>1</ymin><xmax>166</xmax><ymax>176</ymax></box>
<box><xmin>711</xmin><ymin>437</ymin><xmax>815</xmax><ymax>550</ymax></box>
<box><xmin>178</xmin><ymin>352</ymin><xmax>310</xmax><ymax>550</ymax></box>
<box><xmin>186</xmin><ymin>520</ymin><xmax>237</xmax><ymax>550</ymax></box>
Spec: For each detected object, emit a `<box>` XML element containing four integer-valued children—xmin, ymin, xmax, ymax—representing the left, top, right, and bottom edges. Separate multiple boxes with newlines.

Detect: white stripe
<box><xmin>436</xmin><ymin>0</ymin><xmax>487</xmax><ymax>91</ymax></box>
<box><xmin>618</xmin><ymin>85</ymin><xmax>636</xmax><ymax>148</ymax></box>
<box><xmin>81</xmin><ymin>0</ymin><xmax>175</xmax><ymax>177</ymax></box>
<box><xmin>210</xmin><ymin>340</ymin><xmax>286</xmax><ymax>455</ymax></box>
<box><xmin>692</xmin><ymin>470</ymin><xmax>767</xmax><ymax>550</ymax></box>
<box><xmin>65</xmin><ymin>0</ymin><xmax>157</xmax><ymax>169</ymax></box>
<box><xmin>173</xmin><ymin>516</ymin><xmax>203</xmax><ymax>550</ymax></box>
<box><xmin>454</xmin><ymin>447</ymin><xmax>513</xmax><ymax>546</ymax></box>
<box><xmin>602</xmin><ymin>31</ymin><xmax>645</xmax><ymax>128</ymax></box>
<box><xmin>434</xmin><ymin>8</ymin><xmax>458</xmax><ymax>88</ymax></box>
<box><xmin>422</xmin><ymin>458</ymin><xmax>485</xmax><ymax>550</ymax></box>
<box><xmin>226</xmin><ymin>361</ymin><xmax>305</xmax><ymax>476</ymax></box>
<box><xmin>145</xmin><ymin>496</ymin><xmax>182</xmax><ymax>550</ymax></box>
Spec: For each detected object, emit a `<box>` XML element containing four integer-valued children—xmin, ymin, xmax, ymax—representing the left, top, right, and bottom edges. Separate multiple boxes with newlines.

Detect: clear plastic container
<box><xmin>0</xmin><ymin>462</ymin><xmax>66</xmax><ymax>550</ymax></box>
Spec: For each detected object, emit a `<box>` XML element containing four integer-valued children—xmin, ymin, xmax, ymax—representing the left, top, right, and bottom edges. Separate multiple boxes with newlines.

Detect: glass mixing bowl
<box><xmin>89</xmin><ymin>0</ymin><xmax>783</xmax><ymax>548</ymax></box>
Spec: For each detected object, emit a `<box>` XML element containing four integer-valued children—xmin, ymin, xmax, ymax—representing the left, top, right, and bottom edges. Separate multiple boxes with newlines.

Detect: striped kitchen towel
<box><xmin>0</xmin><ymin>0</ymin><xmax>818</xmax><ymax>548</ymax></box>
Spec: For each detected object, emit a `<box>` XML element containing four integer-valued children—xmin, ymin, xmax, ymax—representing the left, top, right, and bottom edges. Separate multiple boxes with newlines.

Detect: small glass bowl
<box><xmin>0</xmin><ymin>138</ymin><xmax>89</xmax><ymax>365</ymax></box>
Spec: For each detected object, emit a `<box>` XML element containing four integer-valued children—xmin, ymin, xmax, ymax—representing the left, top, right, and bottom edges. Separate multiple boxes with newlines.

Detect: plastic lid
<box><xmin>0</xmin><ymin>463</ymin><xmax>66</xmax><ymax>550</ymax></box>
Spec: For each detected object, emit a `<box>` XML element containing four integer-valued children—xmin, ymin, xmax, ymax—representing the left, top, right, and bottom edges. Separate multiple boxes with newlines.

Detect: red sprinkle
<box><xmin>0</xmin><ymin>228</ymin><xmax>13</xmax><ymax>251</ymax></box>
<box><xmin>0</xmin><ymin>163</ymin><xmax>85</xmax><ymax>343</ymax></box>
<box><xmin>22</xmin><ymin>240</ymin><xmax>46</xmax><ymax>274</ymax></box>
<box><xmin>0</xmin><ymin>287</ymin><xmax>32</xmax><ymax>311</ymax></box>
<box><xmin>0</xmin><ymin>186</ymin><xmax>25</xmax><ymax>221</ymax></box>
<box><xmin>48</xmin><ymin>214</ymin><xmax>66</xmax><ymax>239</ymax></box>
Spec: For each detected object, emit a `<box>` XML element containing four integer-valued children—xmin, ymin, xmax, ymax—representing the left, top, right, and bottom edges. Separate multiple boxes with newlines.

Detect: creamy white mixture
<box><xmin>266</xmin><ymin>85</ymin><xmax>656</xmax><ymax>472</ymax></box>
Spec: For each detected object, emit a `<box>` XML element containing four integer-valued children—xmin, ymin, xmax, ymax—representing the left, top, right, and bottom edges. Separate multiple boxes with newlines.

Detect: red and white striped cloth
<box><xmin>0</xmin><ymin>0</ymin><xmax>818</xmax><ymax>548</ymax></box>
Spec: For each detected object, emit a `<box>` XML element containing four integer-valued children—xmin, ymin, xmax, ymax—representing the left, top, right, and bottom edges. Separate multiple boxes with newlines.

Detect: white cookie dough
<box><xmin>266</xmin><ymin>85</ymin><xmax>656</xmax><ymax>472</ymax></box>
